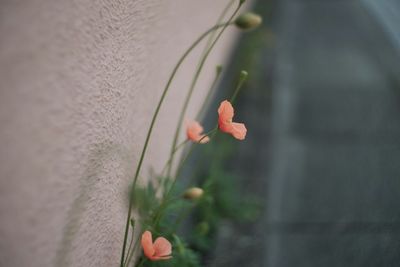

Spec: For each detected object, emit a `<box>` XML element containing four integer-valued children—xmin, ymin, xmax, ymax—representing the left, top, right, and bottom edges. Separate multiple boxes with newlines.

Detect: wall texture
<box><xmin>0</xmin><ymin>1</ymin><xmax>241</xmax><ymax>266</ymax></box>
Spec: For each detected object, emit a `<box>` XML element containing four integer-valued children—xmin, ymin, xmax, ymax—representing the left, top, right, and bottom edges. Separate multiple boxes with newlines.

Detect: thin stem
<box><xmin>160</xmin><ymin>139</ymin><xmax>188</xmax><ymax>177</ymax></box>
<box><xmin>169</xmin><ymin>1</ymin><xmax>236</xmax><ymax>232</ymax></box>
<box><xmin>155</xmin><ymin>70</ymin><xmax>249</xmax><ymax>241</ymax></box>
<box><xmin>158</xmin><ymin>67</ymin><xmax>221</xmax><ymax>188</ymax></box>
<box><xmin>152</xmin><ymin>128</ymin><xmax>217</xmax><ymax>229</ymax></box>
<box><xmin>168</xmin><ymin>66</ymin><xmax>222</xmax><ymax>190</ymax></box>
<box><xmin>125</xmin><ymin>235</ymin><xmax>141</xmax><ymax>267</ymax></box>
<box><xmin>119</xmin><ymin>22</ymin><xmax>232</xmax><ymax>267</ymax></box>
<box><xmin>166</xmin><ymin>2</ymin><xmax>243</xmax><ymax>179</ymax></box>
<box><xmin>124</xmin><ymin>230</ymin><xmax>137</xmax><ymax>266</ymax></box>
<box><xmin>153</xmin><ymin>139</ymin><xmax>205</xmax><ymax>228</ymax></box>
<box><xmin>196</xmin><ymin>65</ymin><xmax>223</xmax><ymax>121</ymax></box>
<box><xmin>135</xmin><ymin>257</ymin><xmax>146</xmax><ymax>267</ymax></box>
<box><xmin>200</xmin><ymin>0</ymin><xmax>236</xmax><ymax>59</ymax></box>
<box><xmin>230</xmin><ymin>71</ymin><xmax>248</xmax><ymax>104</ymax></box>
<box><xmin>195</xmin><ymin>0</ymin><xmax>236</xmax><ymax>120</ymax></box>
<box><xmin>154</xmin><ymin>139</ymin><xmax>188</xmax><ymax>197</ymax></box>
<box><xmin>169</xmin><ymin>128</ymin><xmax>217</xmax><ymax>197</ymax></box>
<box><xmin>182</xmin><ymin>71</ymin><xmax>249</xmax><ymax>194</ymax></box>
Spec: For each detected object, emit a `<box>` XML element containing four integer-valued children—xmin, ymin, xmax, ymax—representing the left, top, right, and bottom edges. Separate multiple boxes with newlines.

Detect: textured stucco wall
<box><xmin>0</xmin><ymin>1</ymin><xmax>241</xmax><ymax>266</ymax></box>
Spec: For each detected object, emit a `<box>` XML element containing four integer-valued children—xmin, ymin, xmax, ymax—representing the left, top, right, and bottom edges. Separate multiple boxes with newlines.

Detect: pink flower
<box><xmin>141</xmin><ymin>231</ymin><xmax>172</xmax><ymax>261</ymax></box>
<box><xmin>186</xmin><ymin>121</ymin><xmax>210</xmax><ymax>144</ymax></box>
<box><xmin>218</xmin><ymin>100</ymin><xmax>247</xmax><ymax>140</ymax></box>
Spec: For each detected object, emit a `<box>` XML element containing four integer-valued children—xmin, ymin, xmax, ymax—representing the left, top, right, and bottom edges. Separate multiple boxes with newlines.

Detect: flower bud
<box><xmin>235</xmin><ymin>12</ymin><xmax>262</xmax><ymax>30</ymax></box>
<box><xmin>183</xmin><ymin>187</ymin><xmax>204</xmax><ymax>200</ymax></box>
<box><xmin>240</xmin><ymin>70</ymin><xmax>248</xmax><ymax>81</ymax></box>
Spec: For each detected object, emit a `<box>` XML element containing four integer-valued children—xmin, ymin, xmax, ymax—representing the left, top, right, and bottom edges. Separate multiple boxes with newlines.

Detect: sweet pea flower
<box><xmin>218</xmin><ymin>100</ymin><xmax>247</xmax><ymax>140</ymax></box>
<box><xmin>141</xmin><ymin>230</ymin><xmax>172</xmax><ymax>261</ymax></box>
<box><xmin>186</xmin><ymin>121</ymin><xmax>210</xmax><ymax>144</ymax></box>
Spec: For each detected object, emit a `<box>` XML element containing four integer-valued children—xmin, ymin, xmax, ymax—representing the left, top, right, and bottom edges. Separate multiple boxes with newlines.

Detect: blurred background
<box><xmin>185</xmin><ymin>0</ymin><xmax>400</xmax><ymax>266</ymax></box>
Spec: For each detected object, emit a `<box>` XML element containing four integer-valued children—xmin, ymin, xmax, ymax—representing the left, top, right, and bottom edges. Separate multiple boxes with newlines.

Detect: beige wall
<box><xmin>0</xmin><ymin>0</ymin><xmax>242</xmax><ymax>266</ymax></box>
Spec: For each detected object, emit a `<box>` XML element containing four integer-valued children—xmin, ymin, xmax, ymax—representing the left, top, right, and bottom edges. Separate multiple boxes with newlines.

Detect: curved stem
<box><xmin>195</xmin><ymin>65</ymin><xmax>223</xmax><ymax>121</ymax></box>
<box><xmin>154</xmin><ymin>139</ymin><xmax>188</xmax><ymax>197</ymax></box>
<box><xmin>160</xmin><ymin>0</ymin><xmax>235</xmax><ymax>187</ymax></box>
<box><xmin>158</xmin><ymin>67</ymin><xmax>221</xmax><ymax>187</ymax></box>
<box><xmin>195</xmin><ymin>0</ymin><xmax>236</xmax><ymax>121</ymax></box>
<box><xmin>167</xmin><ymin>128</ymin><xmax>217</xmax><ymax>199</ymax></box>
<box><xmin>119</xmin><ymin>22</ymin><xmax>232</xmax><ymax>267</ymax></box>
<box><xmin>160</xmin><ymin>139</ymin><xmax>188</xmax><ymax>177</ymax></box>
<box><xmin>166</xmin><ymin>2</ymin><xmax>243</xmax><ymax>179</ymax></box>
<box><xmin>152</xmin><ymin>128</ymin><xmax>217</xmax><ymax>229</ymax></box>
<box><xmin>124</xmin><ymin>235</ymin><xmax>141</xmax><ymax>267</ymax></box>
<box><xmin>183</xmin><ymin>71</ymin><xmax>248</xmax><ymax>193</ymax></box>
<box><xmin>123</xmin><ymin>228</ymin><xmax>136</xmax><ymax>267</ymax></box>
<box><xmin>166</xmin><ymin>70</ymin><xmax>247</xmax><ymax>207</ymax></box>
<box><xmin>160</xmin><ymin>65</ymin><xmax>222</xmax><ymax>186</ymax></box>
<box><xmin>230</xmin><ymin>71</ymin><xmax>248</xmax><ymax>104</ymax></box>
<box><xmin>135</xmin><ymin>257</ymin><xmax>146</xmax><ymax>267</ymax></box>
<box><xmin>201</xmin><ymin>0</ymin><xmax>236</xmax><ymax>59</ymax></box>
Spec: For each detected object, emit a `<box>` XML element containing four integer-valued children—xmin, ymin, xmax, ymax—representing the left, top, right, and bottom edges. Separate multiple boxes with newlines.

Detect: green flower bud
<box><xmin>183</xmin><ymin>187</ymin><xmax>204</xmax><ymax>200</ymax></box>
<box><xmin>235</xmin><ymin>12</ymin><xmax>262</xmax><ymax>30</ymax></box>
<box><xmin>240</xmin><ymin>70</ymin><xmax>248</xmax><ymax>80</ymax></box>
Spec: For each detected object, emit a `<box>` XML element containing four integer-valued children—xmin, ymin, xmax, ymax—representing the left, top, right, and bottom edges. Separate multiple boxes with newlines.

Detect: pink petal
<box><xmin>218</xmin><ymin>119</ymin><xmax>233</xmax><ymax>133</ymax></box>
<box><xmin>187</xmin><ymin>121</ymin><xmax>209</xmax><ymax>144</ymax></box>
<box><xmin>230</xmin><ymin>122</ymin><xmax>247</xmax><ymax>140</ymax></box>
<box><xmin>141</xmin><ymin>231</ymin><xmax>155</xmax><ymax>259</ymax></box>
<box><xmin>153</xmin><ymin>237</ymin><xmax>172</xmax><ymax>257</ymax></box>
<box><xmin>217</xmin><ymin>100</ymin><xmax>234</xmax><ymax>122</ymax></box>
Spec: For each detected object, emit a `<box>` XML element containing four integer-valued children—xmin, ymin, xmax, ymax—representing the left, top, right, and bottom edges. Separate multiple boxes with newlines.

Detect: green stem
<box><xmin>155</xmin><ymin>139</ymin><xmax>188</xmax><ymax>197</ymax></box>
<box><xmin>160</xmin><ymin>139</ymin><xmax>188</xmax><ymax>177</ymax></box>
<box><xmin>166</xmin><ymin>2</ymin><xmax>243</xmax><ymax>179</ymax></box>
<box><xmin>168</xmin><ymin>128</ymin><xmax>217</xmax><ymax>198</ymax></box>
<box><xmin>159</xmin><ymin>67</ymin><xmax>221</xmax><ymax>186</ymax></box>
<box><xmin>195</xmin><ymin>0</ymin><xmax>236</xmax><ymax>120</ymax></box>
<box><xmin>200</xmin><ymin>0</ymin><xmax>236</xmax><ymax>59</ymax></box>
<box><xmin>153</xmin><ymin>137</ymin><xmax>208</xmax><ymax>229</ymax></box>
<box><xmin>167</xmin><ymin>66</ymin><xmax>222</xmax><ymax>191</ymax></box>
<box><xmin>123</xmin><ymin>226</ymin><xmax>136</xmax><ymax>267</ymax></box>
<box><xmin>149</xmin><ymin>0</ymin><xmax>238</xmax><ymax>237</ymax></box>
<box><xmin>119</xmin><ymin>21</ymin><xmax>232</xmax><ymax>267</ymax></box>
<box><xmin>159</xmin><ymin>66</ymin><xmax>222</xmax><ymax>188</ymax></box>
<box><xmin>230</xmin><ymin>71</ymin><xmax>248</xmax><ymax>104</ymax></box>
<box><xmin>195</xmin><ymin>65</ymin><xmax>223</xmax><ymax>121</ymax></box>
<box><xmin>135</xmin><ymin>257</ymin><xmax>146</xmax><ymax>267</ymax></box>
<box><xmin>174</xmin><ymin>71</ymin><xmax>248</xmax><ymax>195</ymax></box>
<box><xmin>152</xmin><ymin>128</ymin><xmax>216</xmax><ymax>229</ymax></box>
<box><xmin>155</xmin><ymin>70</ymin><xmax>249</xmax><ymax>241</ymax></box>
<box><xmin>125</xmin><ymin>235</ymin><xmax>141</xmax><ymax>267</ymax></box>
